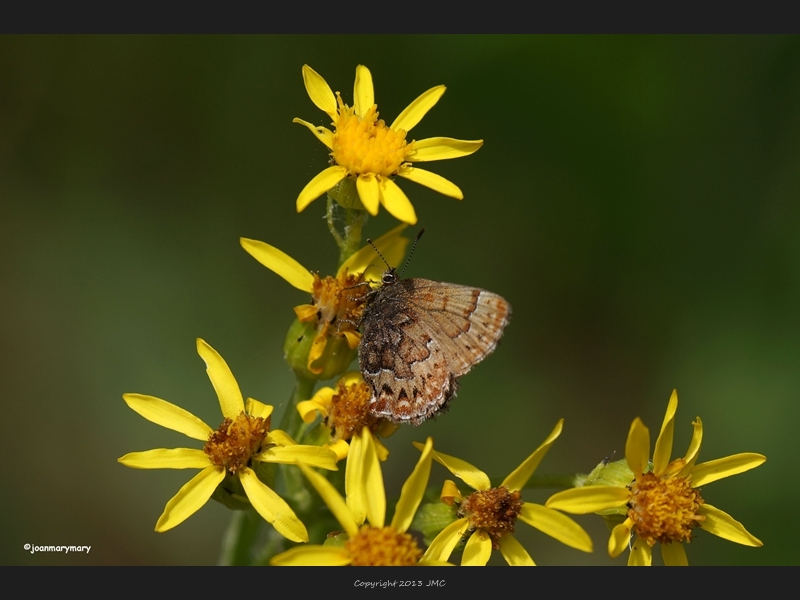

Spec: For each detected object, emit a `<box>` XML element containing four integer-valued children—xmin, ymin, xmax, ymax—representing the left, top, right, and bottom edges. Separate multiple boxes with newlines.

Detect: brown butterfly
<box><xmin>359</xmin><ymin>235</ymin><xmax>512</xmax><ymax>425</ymax></box>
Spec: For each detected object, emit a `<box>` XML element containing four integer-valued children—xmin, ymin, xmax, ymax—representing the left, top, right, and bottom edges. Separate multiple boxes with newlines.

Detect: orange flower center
<box><xmin>297</xmin><ymin>270</ymin><xmax>368</xmax><ymax>342</ymax></box>
<box><xmin>327</xmin><ymin>379</ymin><xmax>386</xmax><ymax>441</ymax></box>
<box><xmin>345</xmin><ymin>525</ymin><xmax>423</xmax><ymax>566</ymax></box>
<box><xmin>331</xmin><ymin>95</ymin><xmax>410</xmax><ymax>177</ymax></box>
<box><xmin>459</xmin><ymin>486</ymin><xmax>523</xmax><ymax>549</ymax></box>
<box><xmin>628</xmin><ymin>470</ymin><xmax>705</xmax><ymax>546</ymax></box>
<box><xmin>204</xmin><ymin>412</ymin><xmax>270</xmax><ymax>474</ymax></box>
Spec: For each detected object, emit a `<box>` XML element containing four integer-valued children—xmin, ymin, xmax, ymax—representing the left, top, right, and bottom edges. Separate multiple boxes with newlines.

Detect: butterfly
<box><xmin>358</xmin><ymin>242</ymin><xmax>511</xmax><ymax>426</ymax></box>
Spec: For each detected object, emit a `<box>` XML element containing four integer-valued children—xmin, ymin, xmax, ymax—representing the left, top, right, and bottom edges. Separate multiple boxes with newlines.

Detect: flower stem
<box><xmin>325</xmin><ymin>178</ymin><xmax>368</xmax><ymax>267</ymax></box>
<box><xmin>514</xmin><ymin>473</ymin><xmax>588</xmax><ymax>490</ymax></box>
<box><xmin>339</xmin><ymin>207</ymin><xmax>367</xmax><ymax>267</ymax></box>
<box><xmin>218</xmin><ymin>509</ymin><xmax>262</xmax><ymax>566</ymax></box>
<box><xmin>278</xmin><ymin>373</ymin><xmax>317</xmax><ymax>441</ymax></box>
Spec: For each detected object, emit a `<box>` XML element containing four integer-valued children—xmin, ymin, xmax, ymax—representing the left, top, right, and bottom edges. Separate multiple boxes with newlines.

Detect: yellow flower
<box><xmin>240</xmin><ymin>224</ymin><xmax>408</xmax><ymax>376</ymax></box>
<box><xmin>297</xmin><ymin>371</ymin><xmax>398</xmax><ymax>459</ymax></box>
<box><xmin>271</xmin><ymin>433</ymin><xmax>437</xmax><ymax>566</ymax></box>
<box><xmin>118</xmin><ymin>338</ymin><xmax>337</xmax><ymax>540</ymax></box>
<box><xmin>294</xmin><ymin>64</ymin><xmax>483</xmax><ymax>225</ymax></box>
<box><xmin>419</xmin><ymin>420</ymin><xmax>593</xmax><ymax>566</ymax></box>
<box><xmin>546</xmin><ymin>390</ymin><xmax>766</xmax><ymax>566</ymax></box>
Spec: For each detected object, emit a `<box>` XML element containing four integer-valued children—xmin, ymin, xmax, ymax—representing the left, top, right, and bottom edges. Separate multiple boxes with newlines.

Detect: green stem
<box><xmin>218</xmin><ymin>509</ymin><xmax>262</xmax><ymax>566</ymax></box>
<box><xmin>326</xmin><ymin>195</ymin><xmax>344</xmax><ymax>250</ymax></box>
<box><xmin>339</xmin><ymin>207</ymin><xmax>367</xmax><ymax>267</ymax></box>
<box><xmin>278</xmin><ymin>374</ymin><xmax>317</xmax><ymax>440</ymax></box>
<box><xmin>513</xmin><ymin>473</ymin><xmax>588</xmax><ymax>490</ymax></box>
<box><xmin>325</xmin><ymin>178</ymin><xmax>368</xmax><ymax>266</ymax></box>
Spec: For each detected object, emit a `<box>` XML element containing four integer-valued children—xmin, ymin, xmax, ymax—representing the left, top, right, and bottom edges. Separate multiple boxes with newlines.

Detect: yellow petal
<box><xmin>342</xmin><ymin>330</ymin><xmax>361</xmax><ymax>349</ymax></box>
<box><xmin>518</xmin><ymin>503</ymin><xmax>593</xmax><ymax>552</ymax></box>
<box><xmin>338</xmin><ymin>371</ymin><xmax>364</xmax><ymax>386</ymax></box>
<box><xmin>245</xmin><ymin>398</ymin><xmax>273</xmax><ymax>420</ymax></box>
<box><xmin>270</xmin><ymin>545</ymin><xmax>351</xmax><ymax>566</ymax></box>
<box><xmin>118</xmin><ymin>448</ymin><xmax>210</xmax><ymax>469</ymax></box>
<box><xmin>356</xmin><ymin>174</ymin><xmax>381</xmax><ymax>215</ymax></box>
<box><xmin>698</xmin><ymin>503</ymin><xmax>763</xmax><ymax>546</ymax></box>
<box><xmin>297</xmin><ymin>401</ymin><xmax>326</xmax><ymax>423</ymax></box>
<box><xmin>299</xmin><ymin>463</ymin><xmax>359</xmax><ymax>538</ymax></box>
<box><xmin>390</xmin><ymin>85</ymin><xmax>446</xmax><ymax>132</ymax></box>
<box><xmin>626</xmin><ymin>417</ymin><xmax>650</xmax><ymax>475</ymax></box>
<box><xmin>608</xmin><ymin>518</ymin><xmax>634</xmax><ymax>558</ymax></box>
<box><xmin>240</xmin><ymin>238</ymin><xmax>314</xmax><ymax>292</ymax></box>
<box><xmin>296</xmin><ymin>166</ymin><xmax>348</xmax><ymax>213</ymax></box>
<box><xmin>362</xmin><ymin>428</ymin><xmax>386</xmax><ymax>529</ymax></box>
<box><xmin>462</xmin><ymin>529</ymin><xmax>492</xmax><ymax>566</ymax></box>
<box><xmin>122</xmin><ymin>393</ymin><xmax>212</xmax><ymax>441</ymax></box>
<box><xmin>377</xmin><ymin>420</ymin><xmax>400</xmax><ymax>440</ymax></box>
<box><xmin>291</xmin><ymin>117</ymin><xmax>334</xmax><ymax>149</ymax></box>
<box><xmin>238</xmin><ymin>467</ymin><xmax>308</xmax><ymax>543</ymax></box>
<box><xmin>502</xmin><ymin>419</ymin><xmax>563</xmax><ymax>491</ymax></box>
<box><xmin>391</xmin><ymin>437</ymin><xmax>433</xmax><ymax>532</ymax></box>
<box><xmin>423</xmin><ymin>517</ymin><xmax>469</xmax><ymax>563</ymax></box>
<box><xmin>267</xmin><ymin>429</ymin><xmax>297</xmax><ymax>446</ymax></box>
<box><xmin>678</xmin><ymin>417</ymin><xmax>703</xmax><ymax>478</ymax></box>
<box><xmin>374</xmin><ymin>434</ymin><xmax>390</xmax><ymax>460</ymax></box>
<box><xmin>415</xmin><ymin>442</ymin><xmax>490</xmax><ymax>491</ymax></box>
<box><xmin>155</xmin><ymin>465</ymin><xmax>224</xmax><ymax>532</ymax></box>
<box><xmin>545</xmin><ymin>486</ymin><xmax>631</xmax><ymax>514</ymax></box>
<box><xmin>338</xmin><ymin>222</ymin><xmax>408</xmax><ymax>279</ymax></box>
<box><xmin>294</xmin><ymin>303</ymin><xmax>317</xmax><ymax>322</ymax></box>
<box><xmin>298</xmin><ymin>386</ymin><xmax>335</xmax><ymax>422</ymax></box>
<box><xmin>328</xmin><ymin>439</ymin><xmax>350</xmax><ymax>461</ymax></box>
<box><xmin>307</xmin><ymin>329</ymin><xmax>328</xmax><ymax>375</ymax></box>
<box><xmin>379</xmin><ymin>177</ymin><xmax>417</xmax><ymax>224</ymax></box>
<box><xmin>398</xmin><ymin>166</ymin><xmax>463</xmax><ymax>199</ymax></box>
<box><xmin>253</xmin><ymin>444</ymin><xmax>338</xmax><ymax>470</ymax></box>
<box><xmin>498</xmin><ymin>533</ymin><xmax>536</xmax><ymax>566</ymax></box>
<box><xmin>661</xmin><ymin>541</ymin><xmax>688</xmax><ymax>566</ymax></box>
<box><xmin>345</xmin><ymin>433</ymin><xmax>367</xmax><ymax>525</ymax></box>
<box><xmin>440</xmin><ymin>479</ymin><xmax>462</xmax><ymax>505</ymax></box>
<box><xmin>628</xmin><ymin>539</ymin><xmax>652</xmax><ymax>565</ymax></box>
<box><xmin>353</xmin><ymin>64</ymin><xmax>374</xmax><ymax>118</ymax></box>
<box><xmin>653</xmin><ymin>389</ymin><xmax>678</xmax><ymax>474</ymax></box>
<box><xmin>301</xmin><ymin>64</ymin><xmax>337</xmax><ymax>121</ymax></box>
<box><xmin>196</xmin><ymin>338</ymin><xmax>244</xmax><ymax>420</ymax></box>
<box><xmin>407</xmin><ymin>136</ymin><xmax>484</xmax><ymax>161</ymax></box>
<box><xmin>690</xmin><ymin>453</ymin><xmax>766</xmax><ymax>487</ymax></box>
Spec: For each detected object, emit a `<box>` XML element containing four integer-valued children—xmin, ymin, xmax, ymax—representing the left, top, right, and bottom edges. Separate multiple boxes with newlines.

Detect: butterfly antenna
<box><xmin>399</xmin><ymin>228</ymin><xmax>425</xmax><ymax>277</ymax></box>
<box><xmin>366</xmin><ymin>238</ymin><xmax>392</xmax><ymax>271</ymax></box>
<box><xmin>367</xmin><ymin>228</ymin><xmax>425</xmax><ymax>276</ymax></box>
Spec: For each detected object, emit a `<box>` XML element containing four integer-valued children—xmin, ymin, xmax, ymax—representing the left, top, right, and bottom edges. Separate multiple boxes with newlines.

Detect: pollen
<box><xmin>327</xmin><ymin>378</ymin><xmax>382</xmax><ymax>441</ymax></box>
<box><xmin>628</xmin><ymin>470</ymin><xmax>705</xmax><ymax>547</ymax></box>
<box><xmin>459</xmin><ymin>486</ymin><xmax>523</xmax><ymax>549</ymax></box>
<box><xmin>345</xmin><ymin>525</ymin><xmax>423</xmax><ymax>566</ymax></box>
<box><xmin>204</xmin><ymin>413</ymin><xmax>269</xmax><ymax>474</ymax></box>
<box><xmin>332</xmin><ymin>96</ymin><xmax>410</xmax><ymax>177</ymax></box>
<box><xmin>306</xmin><ymin>271</ymin><xmax>368</xmax><ymax>341</ymax></box>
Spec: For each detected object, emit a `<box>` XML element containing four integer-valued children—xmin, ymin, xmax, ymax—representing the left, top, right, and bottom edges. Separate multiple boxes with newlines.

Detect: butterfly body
<box><xmin>359</xmin><ymin>270</ymin><xmax>511</xmax><ymax>425</ymax></box>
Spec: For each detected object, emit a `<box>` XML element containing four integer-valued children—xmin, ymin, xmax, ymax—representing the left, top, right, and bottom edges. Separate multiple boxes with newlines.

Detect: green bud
<box><xmin>211</xmin><ymin>473</ymin><xmax>253</xmax><ymax>511</ymax></box>
<box><xmin>283</xmin><ymin>318</ymin><xmax>357</xmax><ymax>381</ymax></box>
<box><xmin>328</xmin><ymin>177</ymin><xmax>364</xmax><ymax>210</ymax></box>
<box><xmin>411</xmin><ymin>502</ymin><xmax>460</xmax><ymax>547</ymax></box>
<box><xmin>583</xmin><ymin>458</ymin><xmax>642</xmax><ymax>521</ymax></box>
<box><xmin>323</xmin><ymin>531</ymin><xmax>348</xmax><ymax>548</ymax></box>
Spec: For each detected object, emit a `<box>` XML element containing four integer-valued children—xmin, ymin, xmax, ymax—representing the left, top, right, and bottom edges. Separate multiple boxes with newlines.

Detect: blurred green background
<box><xmin>2</xmin><ymin>35</ymin><xmax>797</xmax><ymax>565</ymax></box>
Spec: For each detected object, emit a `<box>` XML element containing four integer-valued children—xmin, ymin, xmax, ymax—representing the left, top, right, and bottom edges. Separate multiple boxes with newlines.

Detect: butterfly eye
<box><xmin>382</xmin><ymin>271</ymin><xmax>396</xmax><ymax>285</ymax></box>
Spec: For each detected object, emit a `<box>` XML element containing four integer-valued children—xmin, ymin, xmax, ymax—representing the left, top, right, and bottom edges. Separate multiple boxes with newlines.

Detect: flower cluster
<box><xmin>547</xmin><ymin>391</ymin><xmax>765</xmax><ymax>565</ymax></box>
<box><xmin>119</xmin><ymin>63</ymin><xmax>765</xmax><ymax>568</ymax></box>
<box><xmin>294</xmin><ymin>65</ymin><xmax>483</xmax><ymax>225</ymax></box>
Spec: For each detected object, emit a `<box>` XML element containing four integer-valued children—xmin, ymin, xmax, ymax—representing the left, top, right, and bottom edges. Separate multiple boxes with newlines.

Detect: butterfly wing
<box><xmin>359</xmin><ymin>278</ymin><xmax>511</xmax><ymax>425</ymax></box>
